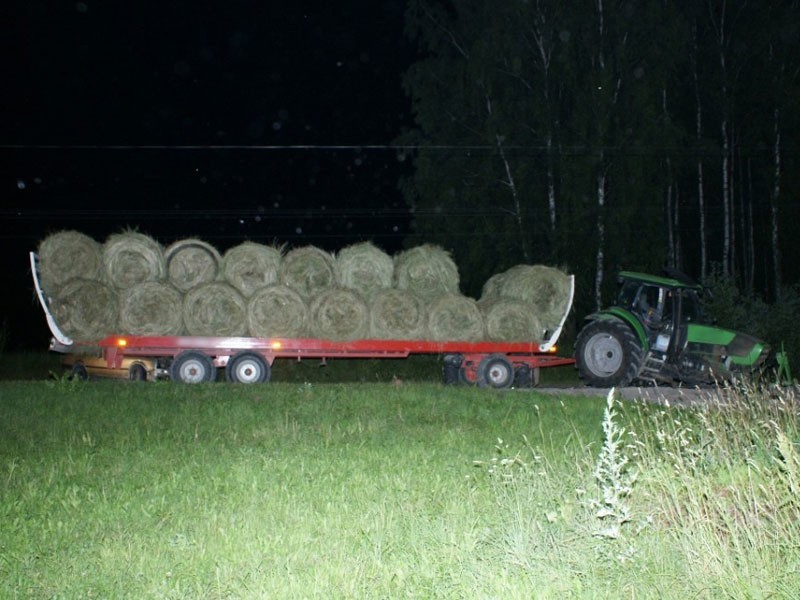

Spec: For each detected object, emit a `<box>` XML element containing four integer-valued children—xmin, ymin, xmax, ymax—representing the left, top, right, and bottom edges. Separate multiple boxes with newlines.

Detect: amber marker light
<box><xmin>117</xmin><ymin>338</ymin><xmax>128</xmax><ymax>347</ymax></box>
<box><xmin>548</xmin><ymin>345</ymin><xmax>557</xmax><ymax>353</ymax></box>
<box><xmin>271</xmin><ymin>341</ymin><xmax>282</xmax><ymax>350</ymax></box>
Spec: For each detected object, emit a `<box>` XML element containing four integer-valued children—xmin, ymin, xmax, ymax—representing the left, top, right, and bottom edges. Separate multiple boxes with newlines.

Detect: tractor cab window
<box><xmin>638</xmin><ymin>285</ymin><xmax>663</xmax><ymax>327</ymax></box>
<box><xmin>617</xmin><ymin>280</ymin><xmax>673</xmax><ymax>328</ymax></box>
<box><xmin>680</xmin><ymin>289</ymin><xmax>702</xmax><ymax>323</ymax></box>
<box><xmin>617</xmin><ymin>280</ymin><xmax>642</xmax><ymax>311</ymax></box>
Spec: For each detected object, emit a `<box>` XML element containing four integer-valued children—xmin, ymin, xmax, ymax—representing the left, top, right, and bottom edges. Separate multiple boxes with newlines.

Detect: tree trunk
<box><xmin>546</xmin><ymin>134</ymin><xmax>556</xmax><ymax>231</ymax></box>
<box><xmin>721</xmin><ymin>117</ymin><xmax>732</xmax><ymax>276</ymax></box>
<box><xmin>594</xmin><ymin>171</ymin><xmax>606</xmax><ymax>311</ymax></box>
<box><xmin>692</xmin><ymin>26</ymin><xmax>707</xmax><ymax>281</ymax></box>
<box><xmin>496</xmin><ymin>133</ymin><xmax>531</xmax><ymax>262</ymax></box>
<box><xmin>771</xmin><ymin>106</ymin><xmax>782</xmax><ymax>301</ymax></box>
<box><xmin>666</xmin><ymin>160</ymin><xmax>676</xmax><ymax>268</ymax></box>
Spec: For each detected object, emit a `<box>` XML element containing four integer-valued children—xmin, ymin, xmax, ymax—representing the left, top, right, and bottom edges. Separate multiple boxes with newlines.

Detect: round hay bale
<box><xmin>334</xmin><ymin>241</ymin><xmax>393</xmax><ymax>300</ymax></box>
<box><xmin>183</xmin><ymin>282</ymin><xmax>247</xmax><ymax>337</ymax></box>
<box><xmin>427</xmin><ymin>294</ymin><xmax>485</xmax><ymax>341</ymax></box>
<box><xmin>103</xmin><ymin>232</ymin><xmax>165</xmax><ymax>289</ymax></box>
<box><xmin>221</xmin><ymin>242</ymin><xmax>282</xmax><ymax>298</ymax></box>
<box><xmin>393</xmin><ymin>244</ymin><xmax>460</xmax><ymax>300</ymax></box>
<box><xmin>165</xmin><ymin>238</ymin><xmax>222</xmax><ymax>292</ymax></box>
<box><xmin>49</xmin><ymin>278</ymin><xmax>118</xmax><ymax>342</ymax></box>
<box><xmin>480</xmin><ymin>264</ymin><xmax>572</xmax><ymax>331</ymax></box>
<box><xmin>478</xmin><ymin>298</ymin><xmax>543</xmax><ymax>342</ymax></box>
<box><xmin>119</xmin><ymin>281</ymin><xmax>184</xmax><ymax>336</ymax></box>
<box><xmin>369</xmin><ymin>288</ymin><xmax>427</xmax><ymax>340</ymax></box>
<box><xmin>37</xmin><ymin>230</ymin><xmax>103</xmax><ymax>295</ymax></box>
<box><xmin>280</xmin><ymin>246</ymin><xmax>335</xmax><ymax>298</ymax></box>
<box><xmin>309</xmin><ymin>288</ymin><xmax>369</xmax><ymax>341</ymax></box>
<box><xmin>247</xmin><ymin>285</ymin><xmax>308</xmax><ymax>338</ymax></box>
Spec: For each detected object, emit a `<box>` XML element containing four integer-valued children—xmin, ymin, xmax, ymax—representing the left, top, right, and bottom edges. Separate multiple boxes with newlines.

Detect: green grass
<box><xmin>0</xmin><ymin>352</ymin><xmax>62</xmax><ymax>381</ymax></box>
<box><xmin>1</xmin><ymin>379</ymin><xmax>798</xmax><ymax>598</ymax></box>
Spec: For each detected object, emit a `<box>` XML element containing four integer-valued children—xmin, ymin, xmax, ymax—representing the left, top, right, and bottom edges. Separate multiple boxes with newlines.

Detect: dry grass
<box><xmin>102</xmin><ymin>232</ymin><xmax>166</xmax><ymax>290</ymax></box>
<box><xmin>182</xmin><ymin>282</ymin><xmax>248</xmax><ymax>337</ymax></box>
<box><xmin>247</xmin><ymin>284</ymin><xmax>308</xmax><ymax>338</ymax></box>
<box><xmin>393</xmin><ymin>244</ymin><xmax>460</xmax><ymax>301</ymax></box>
<box><xmin>369</xmin><ymin>288</ymin><xmax>428</xmax><ymax>340</ymax></box>
<box><xmin>119</xmin><ymin>281</ymin><xmax>184</xmax><ymax>336</ymax></box>
<box><xmin>427</xmin><ymin>294</ymin><xmax>485</xmax><ymax>341</ymax></box>
<box><xmin>37</xmin><ymin>230</ymin><xmax>103</xmax><ymax>294</ymax></box>
<box><xmin>221</xmin><ymin>242</ymin><xmax>282</xmax><ymax>298</ymax></box>
<box><xmin>280</xmin><ymin>246</ymin><xmax>336</xmax><ymax>298</ymax></box>
<box><xmin>309</xmin><ymin>287</ymin><xmax>370</xmax><ymax>340</ymax></box>
<box><xmin>48</xmin><ymin>278</ymin><xmax>119</xmax><ymax>341</ymax></box>
<box><xmin>165</xmin><ymin>238</ymin><xmax>222</xmax><ymax>292</ymax></box>
<box><xmin>334</xmin><ymin>241</ymin><xmax>393</xmax><ymax>301</ymax></box>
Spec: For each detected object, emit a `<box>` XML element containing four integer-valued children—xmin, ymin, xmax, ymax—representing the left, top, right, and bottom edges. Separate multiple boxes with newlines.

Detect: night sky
<box><xmin>2</xmin><ymin>1</ymin><xmax>417</xmax><ymax>349</ymax></box>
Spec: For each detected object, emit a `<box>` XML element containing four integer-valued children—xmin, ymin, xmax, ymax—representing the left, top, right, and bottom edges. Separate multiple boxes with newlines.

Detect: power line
<box><xmin>0</xmin><ymin>142</ymin><xmax>787</xmax><ymax>157</ymax></box>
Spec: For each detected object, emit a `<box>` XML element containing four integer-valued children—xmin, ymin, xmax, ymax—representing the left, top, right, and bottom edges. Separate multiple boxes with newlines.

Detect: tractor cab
<box><xmin>574</xmin><ymin>271</ymin><xmax>771</xmax><ymax>387</ymax></box>
<box><xmin>615</xmin><ymin>271</ymin><xmax>701</xmax><ymax>351</ymax></box>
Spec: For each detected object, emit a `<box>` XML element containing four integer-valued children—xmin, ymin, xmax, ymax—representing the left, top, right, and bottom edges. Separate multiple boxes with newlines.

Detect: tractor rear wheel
<box><xmin>575</xmin><ymin>320</ymin><xmax>643</xmax><ymax>387</ymax></box>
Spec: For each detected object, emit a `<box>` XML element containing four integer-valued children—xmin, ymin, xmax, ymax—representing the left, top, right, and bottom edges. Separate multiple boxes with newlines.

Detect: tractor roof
<box><xmin>618</xmin><ymin>271</ymin><xmax>703</xmax><ymax>290</ymax></box>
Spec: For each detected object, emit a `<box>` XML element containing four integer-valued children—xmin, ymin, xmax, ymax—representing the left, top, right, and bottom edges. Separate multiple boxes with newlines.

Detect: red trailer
<box><xmin>31</xmin><ymin>252</ymin><xmax>575</xmax><ymax>388</ymax></box>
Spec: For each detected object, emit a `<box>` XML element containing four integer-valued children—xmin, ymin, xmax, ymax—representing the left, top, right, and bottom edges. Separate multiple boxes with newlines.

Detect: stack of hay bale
<box><xmin>36</xmin><ymin>230</ymin><xmax>571</xmax><ymax>343</ymax></box>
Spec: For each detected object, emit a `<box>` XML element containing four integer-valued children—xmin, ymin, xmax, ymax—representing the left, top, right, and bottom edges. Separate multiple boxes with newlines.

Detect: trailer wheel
<box><xmin>575</xmin><ymin>319</ymin><xmax>643</xmax><ymax>387</ymax></box>
<box><xmin>443</xmin><ymin>354</ymin><xmax>463</xmax><ymax>385</ymax></box>
<box><xmin>513</xmin><ymin>365</ymin><xmax>540</xmax><ymax>388</ymax></box>
<box><xmin>129</xmin><ymin>363</ymin><xmax>147</xmax><ymax>382</ymax></box>
<box><xmin>170</xmin><ymin>351</ymin><xmax>216</xmax><ymax>384</ymax></box>
<box><xmin>69</xmin><ymin>363</ymin><xmax>88</xmax><ymax>381</ymax></box>
<box><xmin>477</xmin><ymin>354</ymin><xmax>514</xmax><ymax>389</ymax></box>
<box><xmin>226</xmin><ymin>351</ymin><xmax>271</xmax><ymax>384</ymax></box>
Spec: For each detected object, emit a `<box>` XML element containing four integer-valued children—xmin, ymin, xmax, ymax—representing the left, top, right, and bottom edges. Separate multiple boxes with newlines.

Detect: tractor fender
<box><xmin>583</xmin><ymin>309</ymin><xmax>650</xmax><ymax>352</ymax></box>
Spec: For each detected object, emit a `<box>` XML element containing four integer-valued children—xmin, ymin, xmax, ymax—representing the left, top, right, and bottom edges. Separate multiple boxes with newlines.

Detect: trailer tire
<box><xmin>575</xmin><ymin>319</ymin><xmax>643</xmax><ymax>387</ymax></box>
<box><xmin>129</xmin><ymin>363</ymin><xmax>147</xmax><ymax>382</ymax></box>
<box><xmin>170</xmin><ymin>351</ymin><xmax>216</xmax><ymax>384</ymax></box>
<box><xmin>443</xmin><ymin>354</ymin><xmax>463</xmax><ymax>385</ymax></box>
<box><xmin>69</xmin><ymin>363</ymin><xmax>88</xmax><ymax>381</ymax></box>
<box><xmin>226</xmin><ymin>351</ymin><xmax>271</xmax><ymax>384</ymax></box>
<box><xmin>477</xmin><ymin>354</ymin><xmax>514</xmax><ymax>389</ymax></box>
<box><xmin>513</xmin><ymin>365</ymin><xmax>540</xmax><ymax>388</ymax></box>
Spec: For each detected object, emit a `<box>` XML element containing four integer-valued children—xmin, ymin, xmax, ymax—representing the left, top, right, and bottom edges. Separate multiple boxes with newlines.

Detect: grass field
<box><xmin>1</xmin><ymin>369</ymin><xmax>799</xmax><ymax>597</ymax></box>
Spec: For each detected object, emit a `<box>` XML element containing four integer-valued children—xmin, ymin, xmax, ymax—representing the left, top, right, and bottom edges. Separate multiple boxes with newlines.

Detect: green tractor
<box><xmin>574</xmin><ymin>271</ymin><xmax>772</xmax><ymax>387</ymax></box>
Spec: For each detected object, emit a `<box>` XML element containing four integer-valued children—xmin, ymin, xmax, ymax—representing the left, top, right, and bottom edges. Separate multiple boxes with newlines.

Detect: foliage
<box><xmin>703</xmin><ymin>268</ymin><xmax>800</xmax><ymax>376</ymax></box>
<box><xmin>399</xmin><ymin>0</ymin><xmax>800</xmax><ymax>314</ymax></box>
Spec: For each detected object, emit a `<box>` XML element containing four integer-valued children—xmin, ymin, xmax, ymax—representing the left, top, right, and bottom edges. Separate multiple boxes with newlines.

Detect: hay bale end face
<box><xmin>369</xmin><ymin>288</ymin><xmax>427</xmax><ymax>340</ymax></box>
<box><xmin>247</xmin><ymin>285</ymin><xmax>308</xmax><ymax>338</ymax></box>
<box><xmin>334</xmin><ymin>241</ymin><xmax>393</xmax><ymax>300</ymax></box>
<box><xmin>222</xmin><ymin>242</ymin><xmax>282</xmax><ymax>298</ymax></box>
<box><xmin>427</xmin><ymin>294</ymin><xmax>485</xmax><ymax>341</ymax></box>
<box><xmin>183</xmin><ymin>282</ymin><xmax>247</xmax><ymax>337</ymax></box>
<box><xmin>393</xmin><ymin>244</ymin><xmax>460</xmax><ymax>301</ymax></box>
<box><xmin>309</xmin><ymin>288</ymin><xmax>369</xmax><ymax>341</ymax></box>
<box><xmin>119</xmin><ymin>281</ymin><xmax>184</xmax><ymax>336</ymax></box>
<box><xmin>165</xmin><ymin>239</ymin><xmax>222</xmax><ymax>292</ymax></box>
<box><xmin>479</xmin><ymin>297</ymin><xmax>543</xmax><ymax>343</ymax></box>
<box><xmin>49</xmin><ymin>278</ymin><xmax>119</xmax><ymax>342</ymax></box>
<box><xmin>280</xmin><ymin>246</ymin><xmax>336</xmax><ymax>298</ymax></box>
<box><xmin>480</xmin><ymin>264</ymin><xmax>572</xmax><ymax>332</ymax></box>
<box><xmin>37</xmin><ymin>230</ymin><xmax>103</xmax><ymax>295</ymax></box>
<box><xmin>103</xmin><ymin>232</ymin><xmax>166</xmax><ymax>289</ymax></box>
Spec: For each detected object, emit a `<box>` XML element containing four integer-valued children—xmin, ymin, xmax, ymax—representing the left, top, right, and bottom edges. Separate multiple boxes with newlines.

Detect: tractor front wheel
<box><xmin>575</xmin><ymin>320</ymin><xmax>644</xmax><ymax>387</ymax></box>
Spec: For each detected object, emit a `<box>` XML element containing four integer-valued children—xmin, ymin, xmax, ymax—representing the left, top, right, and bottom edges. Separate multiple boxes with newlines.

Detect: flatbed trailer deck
<box><xmin>32</xmin><ymin>252</ymin><xmax>575</xmax><ymax>387</ymax></box>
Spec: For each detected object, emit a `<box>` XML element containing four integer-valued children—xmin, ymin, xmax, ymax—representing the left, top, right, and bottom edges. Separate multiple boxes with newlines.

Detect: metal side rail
<box><xmin>29</xmin><ymin>251</ymin><xmax>74</xmax><ymax>348</ymax></box>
